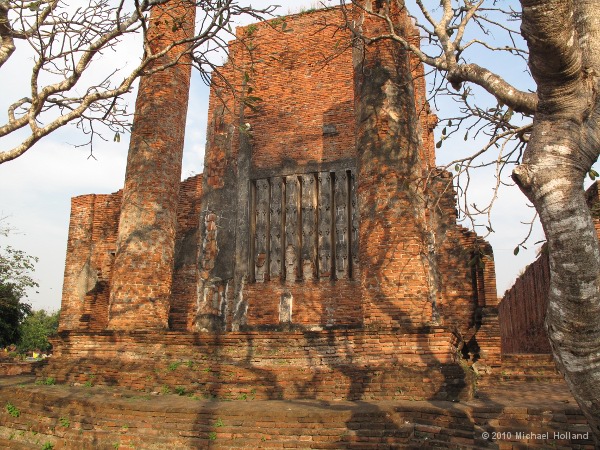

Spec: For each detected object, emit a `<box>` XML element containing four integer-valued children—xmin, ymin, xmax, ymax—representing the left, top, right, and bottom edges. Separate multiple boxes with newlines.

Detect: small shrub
<box><xmin>214</xmin><ymin>418</ymin><xmax>224</xmax><ymax>428</ymax></box>
<box><xmin>58</xmin><ymin>416</ymin><xmax>70</xmax><ymax>428</ymax></box>
<box><xmin>35</xmin><ymin>377</ymin><xmax>55</xmax><ymax>386</ymax></box>
<box><xmin>6</xmin><ymin>402</ymin><xmax>20</xmax><ymax>417</ymax></box>
<box><xmin>167</xmin><ymin>362</ymin><xmax>181</xmax><ymax>372</ymax></box>
<box><xmin>246</xmin><ymin>23</ymin><xmax>258</xmax><ymax>36</ymax></box>
<box><xmin>174</xmin><ymin>386</ymin><xmax>186</xmax><ymax>396</ymax></box>
<box><xmin>161</xmin><ymin>385</ymin><xmax>171</xmax><ymax>395</ymax></box>
<box><xmin>41</xmin><ymin>443</ymin><xmax>54</xmax><ymax>450</ymax></box>
<box><xmin>208</xmin><ymin>431</ymin><xmax>217</xmax><ymax>441</ymax></box>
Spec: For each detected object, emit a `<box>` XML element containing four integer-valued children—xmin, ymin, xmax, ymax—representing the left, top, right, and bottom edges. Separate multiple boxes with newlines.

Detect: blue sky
<box><xmin>0</xmin><ymin>1</ymin><xmax>555</xmax><ymax>311</ymax></box>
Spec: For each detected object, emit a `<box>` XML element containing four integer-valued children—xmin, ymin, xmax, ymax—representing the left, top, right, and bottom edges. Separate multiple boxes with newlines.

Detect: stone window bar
<box><xmin>250</xmin><ymin>170</ymin><xmax>358</xmax><ymax>283</ymax></box>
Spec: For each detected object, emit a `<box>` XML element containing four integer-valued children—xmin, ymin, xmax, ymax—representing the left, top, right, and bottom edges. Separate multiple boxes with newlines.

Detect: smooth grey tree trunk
<box><xmin>513</xmin><ymin>0</ymin><xmax>600</xmax><ymax>442</ymax></box>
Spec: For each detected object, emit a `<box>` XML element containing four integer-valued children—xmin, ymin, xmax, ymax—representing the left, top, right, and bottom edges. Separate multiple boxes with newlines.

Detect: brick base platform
<box><xmin>478</xmin><ymin>354</ymin><xmax>564</xmax><ymax>386</ymax></box>
<box><xmin>38</xmin><ymin>329</ymin><xmax>473</xmax><ymax>402</ymax></box>
<box><xmin>0</xmin><ymin>376</ymin><xmax>593</xmax><ymax>449</ymax></box>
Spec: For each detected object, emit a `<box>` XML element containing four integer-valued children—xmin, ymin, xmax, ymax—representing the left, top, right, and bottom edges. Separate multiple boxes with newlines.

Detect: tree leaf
<box><xmin>513</xmin><ymin>246</ymin><xmax>520</xmax><ymax>256</ymax></box>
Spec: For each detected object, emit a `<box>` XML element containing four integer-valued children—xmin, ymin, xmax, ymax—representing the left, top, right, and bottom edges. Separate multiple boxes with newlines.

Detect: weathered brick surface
<box><xmin>354</xmin><ymin>4</ymin><xmax>430</xmax><ymax>332</ymax></box>
<box><xmin>169</xmin><ymin>174</ymin><xmax>203</xmax><ymax>331</ymax></box>
<box><xmin>479</xmin><ymin>354</ymin><xmax>563</xmax><ymax>385</ymax></box>
<box><xmin>238</xmin><ymin>9</ymin><xmax>356</xmax><ymax>172</ymax></box>
<box><xmin>40</xmin><ymin>329</ymin><xmax>471</xmax><ymax>402</ymax></box>
<box><xmin>59</xmin><ymin>192</ymin><xmax>121</xmax><ymax>332</ymax></box>
<box><xmin>0</xmin><ymin>362</ymin><xmax>41</xmax><ymax>376</ymax></box>
<box><xmin>0</xmin><ymin>376</ymin><xmax>593</xmax><ymax>449</ymax></box>
<box><xmin>108</xmin><ymin>1</ymin><xmax>197</xmax><ymax>330</ymax></box>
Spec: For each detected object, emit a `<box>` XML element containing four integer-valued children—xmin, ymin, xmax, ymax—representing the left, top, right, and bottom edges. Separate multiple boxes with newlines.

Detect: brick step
<box><xmin>500</xmin><ymin>354</ymin><xmax>555</xmax><ymax>366</ymax></box>
<box><xmin>0</xmin><ymin>437</ymin><xmax>33</xmax><ymax>449</ymax></box>
<box><xmin>0</xmin><ymin>376</ymin><xmax>594</xmax><ymax>450</ymax></box>
<box><xmin>476</xmin><ymin>353</ymin><xmax>562</xmax><ymax>385</ymax></box>
<box><xmin>479</xmin><ymin>375</ymin><xmax>565</xmax><ymax>388</ymax></box>
<box><xmin>40</xmin><ymin>329</ymin><xmax>471</xmax><ymax>402</ymax></box>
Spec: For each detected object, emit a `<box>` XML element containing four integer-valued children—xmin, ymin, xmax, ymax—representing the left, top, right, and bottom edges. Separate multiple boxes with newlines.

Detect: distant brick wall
<box><xmin>499</xmin><ymin>253</ymin><xmax>551</xmax><ymax>354</ymax></box>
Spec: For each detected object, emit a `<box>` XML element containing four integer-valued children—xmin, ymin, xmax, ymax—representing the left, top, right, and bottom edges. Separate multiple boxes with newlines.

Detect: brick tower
<box><xmin>354</xmin><ymin>2</ymin><xmax>434</xmax><ymax>328</ymax></box>
<box><xmin>107</xmin><ymin>1</ymin><xmax>197</xmax><ymax>330</ymax></box>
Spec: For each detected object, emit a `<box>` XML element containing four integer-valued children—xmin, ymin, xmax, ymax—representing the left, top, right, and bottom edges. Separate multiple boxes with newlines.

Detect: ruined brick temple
<box><xmin>43</xmin><ymin>2</ymin><xmax>502</xmax><ymax>401</ymax></box>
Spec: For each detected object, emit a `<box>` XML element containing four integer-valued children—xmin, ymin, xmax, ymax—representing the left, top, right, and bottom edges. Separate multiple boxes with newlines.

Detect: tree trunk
<box><xmin>513</xmin><ymin>0</ymin><xmax>600</xmax><ymax>442</ymax></box>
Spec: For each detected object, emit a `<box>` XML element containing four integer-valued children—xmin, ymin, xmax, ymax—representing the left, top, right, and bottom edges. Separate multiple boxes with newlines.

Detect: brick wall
<box><xmin>42</xmin><ymin>328</ymin><xmax>472</xmax><ymax>402</ymax></box>
<box><xmin>170</xmin><ymin>174</ymin><xmax>203</xmax><ymax>331</ymax></box>
<box><xmin>3</xmin><ymin>378</ymin><xmax>592</xmax><ymax>449</ymax></box>
<box><xmin>60</xmin><ymin>176</ymin><xmax>203</xmax><ymax>332</ymax></box>
<box><xmin>499</xmin><ymin>250</ymin><xmax>552</xmax><ymax>354</ymax></box>
<box><xmin>59</xmin><ymin>192</ymin><xmax>121</xmax><ymax>332</ymax></box>
<box><xmin>354</xmin><ymin>3</ymin><xmax>435</xmax><ymax>331</ymax></box>
<box><xmin>238</xmin><ymin>9</ymin><xmax>356</xmax><ymax>172</ymax></box>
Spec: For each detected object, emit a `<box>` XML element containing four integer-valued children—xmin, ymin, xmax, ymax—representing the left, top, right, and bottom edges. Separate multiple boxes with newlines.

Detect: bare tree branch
<box><xmin>0</xmin><ymin>0</ymin><xmax>276</xmax><ymax>164</ymax></box>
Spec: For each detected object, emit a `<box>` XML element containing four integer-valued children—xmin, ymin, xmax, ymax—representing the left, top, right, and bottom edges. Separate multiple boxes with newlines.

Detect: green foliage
<box><xmin>0</xmin><ymin>225</ymin><xmax>38</xmax><ymax>347</ymax></box>
<box><xmin>245</xmin><ymin>23</ymin><xmax>258</xmax><ymax>36</ymax></box>
<box><xmin>208</xmin><ymin>431</ymin><xmax>217</xmax><ymax>441</ymax></box>
<box><xmin>174</xmin><ymin>386</ymin><xmax>186</xmax><ymax>396</ymax></box>
<box><xmin>167</xmin><ymin>361</ymin><xmax>181</xmax><ymax>371</ymax></box>
<box><xmin>0</xmin><ymin>284</ymin><xmax>31</xmax><ymax>347</ymax></box>
<box><xmin>17</xmin><ymin>309</ymin><xmax>59</xmax><ymax>353</ymax></box>
<box><xmin>5</xmin><ymin>402</ymin><xmax>20</xmax><ymax>417</ymax></box>
<box><xmin>41</xmin><ymin>443</ymin><xmax>54</xmax><ymax>450</ymax></box>
<box><xmin>58</xmin><ymin>416</ymin><xmax>70</xmax><ymax>428</ymax></box>
<box><xmin>35</xmin><ymin>377</ymin><xmax>55</xmax><ymax>386</ymax></box>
